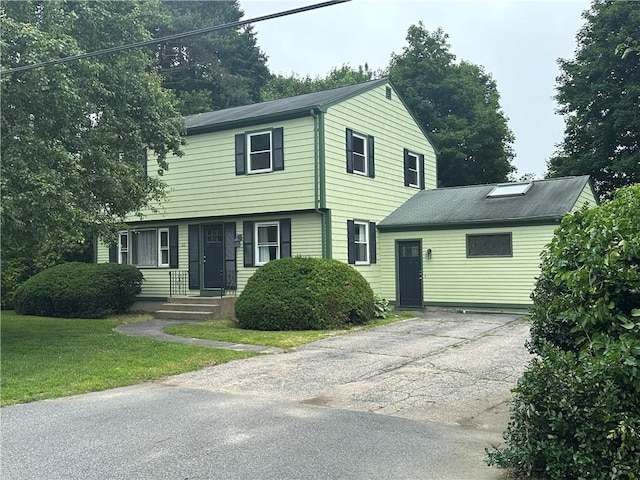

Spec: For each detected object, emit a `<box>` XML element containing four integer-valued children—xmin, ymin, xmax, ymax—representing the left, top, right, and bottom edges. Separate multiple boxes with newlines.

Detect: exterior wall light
<box><xmin>234</xmin><ymin>234</ymin><xmax>243</xmax><ymax>248</ymax></box>
<box><xmin>426</xmin><ymin>248</ymin><xmax>432</xmax><ymax>260</ymax></box>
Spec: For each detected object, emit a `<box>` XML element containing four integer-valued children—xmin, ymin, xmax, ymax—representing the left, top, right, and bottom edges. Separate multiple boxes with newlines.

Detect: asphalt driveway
<box><xmin>1</xmin><ymin>310</ymin><xmax>530</xmax><ymax>479</ymax></box>
<box><xmin>163</xmin><ymin>310</ymin><xmax>530</xmax><ymax>430</ymax></box>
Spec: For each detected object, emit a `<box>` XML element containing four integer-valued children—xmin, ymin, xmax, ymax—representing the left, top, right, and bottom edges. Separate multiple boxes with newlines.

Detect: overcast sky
<box><xmin>240</xmin><ymin>0</ymin><xmax>592</xmax><ymax>180</ymax></box>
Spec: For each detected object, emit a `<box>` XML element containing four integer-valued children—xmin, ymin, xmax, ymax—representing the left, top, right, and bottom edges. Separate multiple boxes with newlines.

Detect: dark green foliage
<box><xmin>548</xmin><ymin>0</ymin><xmax>640</xmax><ymax>198</ymax></box>
<box><xmin>154</xmin><ymin>0</ymin><xmax>269</xmax><ymax>115</ymax></box>
<box><xmin>389</xmin><ymin>24</ymin><xmax>515</xmax><ymax>187</ymax></box>
<box><xmin>235</xmin><ymin>257</ymin><xmax>375</xmax><ymax>331</ymax></box>
<box><xmin>261</xmin><ymin>64</ymin><xmax>377</xmax><ymax>101</ymax></box>
<box><xmin>487</xmin><ymin>185</ymin><xmax>640</xmax><ymax>479</ymax></box>
<box><xmin>13</xmin><ymin>263</ymin><xmax>143</xmax><ymax>318</ymax></box>
<box><xmin>528</xmin><ymin>186</ymin><xmax>640</xmax><ymax>355</ymax></box>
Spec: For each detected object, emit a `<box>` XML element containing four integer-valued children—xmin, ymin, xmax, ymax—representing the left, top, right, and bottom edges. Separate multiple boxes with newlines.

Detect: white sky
<box><xmin>240</xmin><ymin>0</ymin><xmax>591</xmax><ymax>179</ymax></box>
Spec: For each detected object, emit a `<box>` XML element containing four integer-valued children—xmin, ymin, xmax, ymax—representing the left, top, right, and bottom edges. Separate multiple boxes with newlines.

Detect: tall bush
<box><xmin>13</xmin><ymin>262</ymin><xmax>143</xmax><ymax>318</ymax></box>
<box><xmin>487</xmin><ymin>185</ymin><xmax>640</xmax><ymax>479</ymax></box>
<box><xmin>235</xmin><ymin>257</ymin><xmax>375</xmax><ymax>331</ymax></box>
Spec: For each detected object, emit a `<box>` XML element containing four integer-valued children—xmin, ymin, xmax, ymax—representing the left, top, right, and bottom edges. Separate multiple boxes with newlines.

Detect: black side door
<box><xmin>397</xmin><ymin>240</ymin><xmax>423</xmax><ymax>308</ymax></box>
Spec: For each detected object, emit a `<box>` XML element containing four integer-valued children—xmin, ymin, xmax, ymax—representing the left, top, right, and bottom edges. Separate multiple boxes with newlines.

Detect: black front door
<box><xmin>203</xmin><ymin>224</ymin><xmax>224</xmax><ymax>289</ymax></box>
<box><xmin>397</xmin><ymin>240</ymin><xmax>423</xmax><ymax>308</ymax></box>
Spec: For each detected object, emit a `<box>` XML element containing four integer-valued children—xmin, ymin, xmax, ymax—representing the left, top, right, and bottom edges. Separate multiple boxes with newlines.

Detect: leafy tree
<box><xmin>152</xmin><ymin>0</ymin><xmax>269</xmax><ymax>115</ymax></box>
<box><xmin>389</xmin><ymin>24</ymin><xmax>515</xmax><ymax>187</ymax></box>
<box><xmin>1</xmin><ymin>1</ymin><xmax>184</xmax><ymax>304</ymax></box>
<box><xmin>548</xmin><ymin>0</ymin><xmax>640</xmax><ymax>198</ymax></box>
<box><xmin>487</xmin><ymin>185</ymin><xmax>640</xmax><ymax>478</ymax></box>
<box><xmin>261</xmin><ymin>64</ymin><xmax>377</xmax><ymax>101</ymax></box>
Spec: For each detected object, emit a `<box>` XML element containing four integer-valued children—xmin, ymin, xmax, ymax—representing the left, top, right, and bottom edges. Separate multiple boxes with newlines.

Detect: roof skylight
<box><xmin>487</xmin><ymin>182</ymin><xmax>533</xmax><ymax>198</ymax></box>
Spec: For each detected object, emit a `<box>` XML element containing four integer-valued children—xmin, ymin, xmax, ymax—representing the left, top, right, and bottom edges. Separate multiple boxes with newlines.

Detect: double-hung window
<box><xmin>242</xmin><ymin>219</ymin><xmax>292</xmax><ymax>267</ymax></box>
<box><xmin>255</xmin><ymin>222</ymin><xmax>280</xmax><ymax>265</ymax></box>
<box><xmin>403</xmin><ymin>148</ymin><xmax>425</xmax><ymax>189</ymax></box>
<box><xmin>347</xmin><ymin>220</ymin><xmax>377</xmax><ymax>265</ymax></box>
<box><xmin>115</xmin><ymin>227</ymin><xmax>176</xmax><ymax>268</ymax></box>
<box><xmin>248</xmin><ymin>131</ymin><xmax>272</xmax><ymax>173</ymax></box>
<box><xmin>235</xmin><ymin>128</ymin><xmax>284</xmax><ymax>175</ymax></box>
<box><xmin>346</xmin><ymin>128</ymin><xmax>375</xmax><ymax>178</ymax></box>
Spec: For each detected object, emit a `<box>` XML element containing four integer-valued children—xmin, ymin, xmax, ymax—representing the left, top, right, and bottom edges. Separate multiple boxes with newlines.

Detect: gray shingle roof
<box><xmin>378</xmin><ymin>176</ymin><xmax>594</xmax><ymax>230</ymax></box>
<box><xmin>185</xmin><ymin>78</ymin><xmax>389</xmax><ymax>133</ymax></box>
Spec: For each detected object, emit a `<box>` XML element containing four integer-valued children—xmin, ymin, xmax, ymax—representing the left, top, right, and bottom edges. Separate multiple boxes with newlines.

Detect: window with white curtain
<box><xmin>118</xmin><ymin>228</ymin><xmax>171</xmax><ymax>267</ymax></box>
<box><xmin>255</xmin><ymin>222</ymin><xmax>279</xmax><ymax>265</ymax></box>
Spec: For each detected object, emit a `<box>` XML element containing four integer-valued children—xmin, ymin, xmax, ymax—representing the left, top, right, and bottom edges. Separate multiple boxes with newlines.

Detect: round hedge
<box><xmin>13</xmin><ymin>262</ymin><xmax>143</xmax><ymax>318</ymax></box>
<box><xmin>235</xmin><ymin>257</ymin><xmax>375</xmax><ymax>330</ymax></box>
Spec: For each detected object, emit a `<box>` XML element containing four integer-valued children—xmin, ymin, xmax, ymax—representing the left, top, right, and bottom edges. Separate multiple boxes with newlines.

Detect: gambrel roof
<box><xmin>378</xmin><ymin>176</ymin><xmax>596</xmax><ymax>230</ymax></box>
<box><xmin>185</xmin><ymin>78</ymin><xmax>389</xmax><ymax>134</ymax></box>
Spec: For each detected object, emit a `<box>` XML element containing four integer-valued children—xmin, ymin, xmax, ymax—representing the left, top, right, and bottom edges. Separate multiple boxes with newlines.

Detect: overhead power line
<box><xmin>0</xmin><ymin>0</ymin><xmax>350</xmax><ymax>76</ymax></box>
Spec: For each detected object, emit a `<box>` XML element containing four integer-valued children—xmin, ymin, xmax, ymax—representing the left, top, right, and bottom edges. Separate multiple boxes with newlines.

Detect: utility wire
<box><xmin>0</xmin><ymin>0</ymin><xmax>350</xmax><ymax>76</ymax></box>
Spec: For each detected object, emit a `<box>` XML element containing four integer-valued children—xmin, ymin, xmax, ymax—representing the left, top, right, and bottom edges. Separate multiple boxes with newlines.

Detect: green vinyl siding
<box><xmin>97</xmin><ymin>213</ymin><xmax>323</xmax><ymax>298</ymax></box>
<box><xmin>570</xmin><ymin>182</ymin><xmax>598</xmax><ymax>212</ymax></box>
<box><xmin>134</xmin><ymin>117</ymin><xmax>316</xmax><ymax>222</ymax></box>
<box><xmin>323</xmin><ymin>83</ymin><xmax>436</xmax><ymax>291</ymax></box>
<box><xmin>236</xmin><ymin>212</ymin><xmax>323</xmax><ymax>292</ymax></box>
<box><xmin>379</xmin><ymin>225</ymin><xmax>557</xmax><ymax>306</ymax></box>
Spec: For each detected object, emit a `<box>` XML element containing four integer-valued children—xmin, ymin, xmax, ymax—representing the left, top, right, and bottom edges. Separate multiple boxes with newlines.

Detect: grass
<box><xmin>164</xmin><ymin>312</ymin><xmax>415</xmax><ymax>349</ymax></box>
<box><xmin>0</xmin><ymin>312</ymin><xmax>256</xmax><ymax>407</ymax></box>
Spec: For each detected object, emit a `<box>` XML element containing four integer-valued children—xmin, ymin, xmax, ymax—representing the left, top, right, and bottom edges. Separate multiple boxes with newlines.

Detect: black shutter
<box><xmin>272</xmin><ymin>127</ymin><xmax>284</xmax><ymax>171</ymax></box>
<box><xmin>223</xmin><ymin>223</ymin><xmax>237</xmax><ymax>289</ymax></box>
<box><xmin>188</xmin><ymin>224</ymin><xmax>200</xmax><ymax>289</ymax></box>
<box><xmin>347</xmin><ymin>220</ymin><xmax>355</xmax><ymax>264</ymax></box>
<box><xmin>169</xmin><ymin>226</ymin><xmax>178</xmax><ymax>268</ymax></box>
<box><xmin>419</xmin><ymin>154</ymin><xmax>425</xmax><ymax>189</ymax></box>
<box><xmin>108</xmin><ymin>243</ymin><xmax>118</xmax><ymax>263</ymax></box>
<box><xmin>345</xmin><ymin>128</ymin><xmax>354</xmax><ymax>173</ymax></box>
<box><xmin>243</xmin><ymin>221</ymin><xmax>254</xmax><ymax>267</ymax></box>
<box><xmin>235</xmin><ymin>133</ymin><xmax>246</xmax><ymax>175</ymax></box>
<box><xmin>367</xmin><ymin>135</ymin><xmax>375</xmax><ymax>178</ymax></box>
<box><xmin>369</xmin><ymin>222</ymin><xmax>377</xmax><ymax>264</ymax></box>
<box><xmin>280</xmin><ymin>218</ymin><xmax>291</xmax><ymax>258</ymax></box>
<box><xmin>403</xmin><ymin>148</ymin><xmax>410</xmax><ymax>186</ymax></box>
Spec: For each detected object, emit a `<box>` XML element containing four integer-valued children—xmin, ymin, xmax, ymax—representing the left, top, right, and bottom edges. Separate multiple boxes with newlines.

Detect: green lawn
<box><xmin>165</xmin><ymin>313</ymin><xmax>414</xmax><ymax>349</ymax></box>
<box><xmin>0</xmin><ymin>312</ymin><xmax>256</xmax><ymax>407</ymax></box>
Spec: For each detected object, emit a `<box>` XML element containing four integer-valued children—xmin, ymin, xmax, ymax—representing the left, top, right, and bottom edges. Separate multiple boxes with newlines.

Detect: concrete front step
<box><xmin>159</xmin><ymin>303</ymin><xmax>219</xmax><ymax>313</ymax></box>
<box><xmin>154</xmin><ymin>310</ymin><xmax>218</xmax><ymax>321</ymax></box>
<box><xmin>166</xmin><ymin>296</ymin><xmax>223</xmax><ymax>305</ymax></box>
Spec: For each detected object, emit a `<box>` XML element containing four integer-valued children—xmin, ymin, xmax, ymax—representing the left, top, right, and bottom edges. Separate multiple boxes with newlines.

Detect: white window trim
<box><xmin>354</xmin><ymin>221</ymin><xmax>370</xmax><ymax>265</ymax></box>
<box><xmin>352</xmin><ymin>132</ymin><xmax>368</xmax><ymax>176</ymax></box>
<box><xmin>255</xmin><ymin>221</ymin><xmax>280</xmax><ymax>266</ymax></box>
<box><xmin>407</xmin><ymin>151</ymin><xmax>420</xmax><ymax>188</ymax></box>
<box><xmin>118</xmin><ymin>231</ymin><xmax>129</xmax><ymax>265</ymax></box>
<box><xmin>158</xmin><ymin>227</ymin><xmax>170</xmax><ymax>267</ymax></box>
<box><xmin>118</xmin><ymin>228</ymin><xmax>172</xmax><ymax>268</ymax></box>
<box><xmin>247</xmin><ymin>130</ymin><xmax>273</xmax><ymax>174</ymax></box>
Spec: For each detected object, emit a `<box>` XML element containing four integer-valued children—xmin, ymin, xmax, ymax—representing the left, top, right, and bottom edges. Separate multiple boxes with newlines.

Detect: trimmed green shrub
<box><xmin>235</xmin><ymin>257</ymin><xmax>375</xmax><ymax>330</ymax></box>
<box><xmin>487</xmin><ymin>185</ymin><xmax>640</xmax><ymax>479</ymax></box>
<box><xmin>13</xmin><ymin>262</ymin><xmax>143</xmax><ymax>318</ymax></box>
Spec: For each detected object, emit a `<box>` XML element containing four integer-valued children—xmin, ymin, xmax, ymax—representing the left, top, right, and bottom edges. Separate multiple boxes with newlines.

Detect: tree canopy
<box><xmin>1</xmin><ymin>0</ymin><xmax>184</xmax><ymax>262</ymax></box>
<box><xmin>389</xmin><ymin>24</ymin><xmax>515</xmax><ymax>187</ymax></box>
<box><xmin>153</xmin><ymin>0</ymin><xmax>269</xmax><ymax>115</ymax></box>
<box><xmin>261</xmin><ymin>64</ymin><xmax>377</xmax><ymax>101</ymax></box>
<box><xmin>548</xmin><ymin>0</ymin><xmax>640</xmax><ymax>198</ymax></box>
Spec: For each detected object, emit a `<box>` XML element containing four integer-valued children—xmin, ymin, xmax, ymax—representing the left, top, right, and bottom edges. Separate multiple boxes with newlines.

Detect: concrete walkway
<box><xmin>116</xmin><ymin>319</ymin><xmax>284</xmax><ymax>354</ymax></box>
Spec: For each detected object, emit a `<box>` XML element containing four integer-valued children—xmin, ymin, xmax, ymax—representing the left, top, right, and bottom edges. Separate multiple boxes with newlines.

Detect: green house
<box><xmin>97</xmin><ymin>78</ymin><xmax>597</xmax><ymax>309</ymax></box>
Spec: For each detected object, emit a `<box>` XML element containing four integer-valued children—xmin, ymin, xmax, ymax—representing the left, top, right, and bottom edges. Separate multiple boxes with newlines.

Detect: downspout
<box><xmin>311</xmin><ymin>107</ymin><xmax>329</xmax><ymax>258</ymax></box>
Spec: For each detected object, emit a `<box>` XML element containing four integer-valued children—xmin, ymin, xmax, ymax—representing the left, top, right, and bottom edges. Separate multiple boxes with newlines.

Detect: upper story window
<box><xmin>248</xmin><ymin>131</ymin><xmax>272</xmax><ymax>173</ymax></box>
<box><xmin>346</xmin><ymin>128</ymin><xmax>375</xmax><ymax>178</ymax></box>
<box><xmin>115</xmin><ymin>227</ymin><xmax>177</xmax><ymax>268</ymax></box>
<box><xmin>403</xmin><ymin>148</ymin><xmax>425</xmax><ymax>189</ymax></box>
<box><xmin>235</xmin><ymin>127</ymin><xmax>284</xmax><ymax>175</ymax></box>
<box><xmin>347</xmin><ymin>220</ymin><xmax>377</xmax><ymax>265</ymax></box>
<box><xmin>466</xmin><ymin>233</ymin><xmax>513</xmax><ymax>258</ymax></box>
